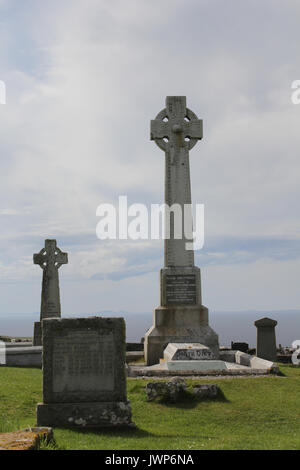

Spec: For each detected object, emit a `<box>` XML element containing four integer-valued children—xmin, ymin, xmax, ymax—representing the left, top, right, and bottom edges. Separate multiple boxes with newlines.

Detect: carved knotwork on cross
<box><xmin>150</xmin><ymin>96</ymin><xmax>203</xmax><ymax>158</ymax></box>
<box><xmin>34</xmin><ymin>239</ymin><xmax>68</xmax><ymax>271</ymax></box>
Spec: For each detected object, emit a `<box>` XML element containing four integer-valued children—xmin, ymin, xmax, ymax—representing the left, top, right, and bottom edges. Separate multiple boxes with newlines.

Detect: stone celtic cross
<box><xmin>34</xmin><ymin>239</ymin><xmax>68</xmax><ymax>320</ymax></box>
<box><xmin>150</xmin><ymin>96</ymin><xmax>203</xmax><ymax>267</ymax></box>
<box><xmin>145</xmin><ymin>97</ymin><xmax>219</xmax><ymax>366</ymax></box>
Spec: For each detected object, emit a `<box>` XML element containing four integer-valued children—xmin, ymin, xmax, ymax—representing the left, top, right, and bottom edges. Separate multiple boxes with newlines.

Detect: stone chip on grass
<box><xmin>192</xmin><ymin>384</ymin><xmax>220</xmax><ymax>399</ymax></box>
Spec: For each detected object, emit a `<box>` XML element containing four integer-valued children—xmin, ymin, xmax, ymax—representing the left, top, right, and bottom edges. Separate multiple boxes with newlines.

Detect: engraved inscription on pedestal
<box><xmin>52</xmin><ymin>330</ymin><xmax>115</xmax><ymax>394</ymax></box>
<box><xmin>166</xmin><ymin>274</ymin><xmax>196</xmax><ymax>304</ymax></box>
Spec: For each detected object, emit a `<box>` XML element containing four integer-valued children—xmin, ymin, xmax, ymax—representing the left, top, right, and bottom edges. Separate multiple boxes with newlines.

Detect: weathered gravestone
<box><xmin>144</xmin><ymin>96</ymin><xmax>219</xmax><ymax>365</ymax></box>
<box><xmin>36</xmin><ymin>317</ymin><xmax>133</xmax><ymax>428</ymax></box>
<box><xmin>33</xmin><ymin>239</ymin><xmax>68</xmax><ymax>346</ymax></box>
<box><xmin>254</xmin><ymin>317</ymin><xmax>278</xmax><ymax>362</ymax></box>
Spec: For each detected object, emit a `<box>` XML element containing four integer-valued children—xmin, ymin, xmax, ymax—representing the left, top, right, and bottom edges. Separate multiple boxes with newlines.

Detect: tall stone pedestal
<box><xmin>144</xmin><ymin>266</ymin><xmax>219</xmax><ymax>365</ymax></box>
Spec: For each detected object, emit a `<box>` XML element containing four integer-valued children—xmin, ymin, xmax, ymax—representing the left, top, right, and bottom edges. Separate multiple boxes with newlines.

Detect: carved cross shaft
<box><xmin>150</xmin><ymin>97</ymin><xmax>203</xmax><ymax>267</ymax></box>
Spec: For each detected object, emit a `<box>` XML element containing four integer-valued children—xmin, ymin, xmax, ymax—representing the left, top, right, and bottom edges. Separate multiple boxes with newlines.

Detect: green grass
<box><xmin>1</xmin><ymin>365</ymin><xmax>300</xmax><ymax>449</ymax></box>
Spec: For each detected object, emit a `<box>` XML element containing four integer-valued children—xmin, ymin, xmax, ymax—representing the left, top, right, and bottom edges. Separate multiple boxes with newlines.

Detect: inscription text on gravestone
<box><xmin>166</xmin><ymin>274</ymin><xmax>196</xmax><ymax>304</ymax></box>
<box><xmin>53</xmin><ymin>330</ymin><xmax>114</xmax><ymax>394</ymax></box>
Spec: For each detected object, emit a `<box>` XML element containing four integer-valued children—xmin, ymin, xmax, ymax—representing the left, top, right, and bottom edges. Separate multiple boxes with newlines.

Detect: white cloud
<box><xmin>0</xmin><ymin>0</ymin><xmax>300</xmax><ymax>313</ymax></box>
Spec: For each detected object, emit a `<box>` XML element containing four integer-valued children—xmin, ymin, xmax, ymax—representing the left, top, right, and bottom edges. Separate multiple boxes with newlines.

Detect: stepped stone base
<box><xmin>144</xmin><ymin>305</ymin><xmax>219</xmax><ymax>365</ymax></box>
<box><xmin>36</xmin><ymin>401</ymin><xmax>134</xmax><ymax>428</ymax></box>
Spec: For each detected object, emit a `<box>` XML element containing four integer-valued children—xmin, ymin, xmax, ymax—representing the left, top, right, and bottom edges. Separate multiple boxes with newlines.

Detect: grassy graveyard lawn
<box><xmin>0</xmin><ymin>365</ymin><xmax>300</xmax><ymax>450</ymax></box>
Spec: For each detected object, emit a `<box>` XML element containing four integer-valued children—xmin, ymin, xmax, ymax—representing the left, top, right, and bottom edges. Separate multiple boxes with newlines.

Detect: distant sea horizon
<box><xmin>1</xmin><ymin>310</ymin><xmax>300</xmax><ymax>348</ymax></box>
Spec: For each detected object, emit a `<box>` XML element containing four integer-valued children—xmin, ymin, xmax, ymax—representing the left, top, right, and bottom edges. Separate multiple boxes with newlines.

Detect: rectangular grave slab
<box><xmin>36</xmin><ymin>317</ymin><xmax>134</xmax><ymax>428</ymax></box>
<box><xmin>165</xmin><ymin>360</ymin><xmax>227</xmax><ymax>372</ymax></box>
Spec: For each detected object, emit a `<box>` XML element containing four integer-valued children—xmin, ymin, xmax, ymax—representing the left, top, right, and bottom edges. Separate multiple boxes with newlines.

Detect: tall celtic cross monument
<box><xmin>33</xmin><ymin>239</ymin><xmax>68</xmax><ymax>345</ymax></box>
<box><xmin>144</xmin><ymin>96</ymin><xmax>219</xmax><ymax>365</ymax></box>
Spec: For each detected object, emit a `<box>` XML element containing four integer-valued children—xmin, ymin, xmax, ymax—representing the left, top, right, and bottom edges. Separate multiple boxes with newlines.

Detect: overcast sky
<box><xmin>0</xmin><ymin>0</ymin><xmax>300</xmax><ymax>319</ymax></box>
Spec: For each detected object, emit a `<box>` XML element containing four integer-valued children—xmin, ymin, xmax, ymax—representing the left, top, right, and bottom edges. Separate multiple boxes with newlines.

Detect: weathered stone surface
<box><xmin>126</xmin><ymin>351</ymin><xmax>144</xmax><ymax>363</ymax></box>
<box><xmin>145</xmin><ymin>305</ymin><xmax>219</xmax><ymax>366</ymax></box>
<box><xmin>235</xmin><ymin>350</ymin><xmax>279</xmax><ymax>373</ymax></box>
<box><xmin>165</xmin><ymin>360</ymin><xmax>227</xmax><ymax>372</ymax></box>
<box><xmin>23</xmin><ymin>427</ymin><xmax>53</xmax><ymax>444</ymax></box>
<box><xmin>146</xmin><ymin>378</ymin><xmax>187</xmax><ymax>402</ymax></box>
<box><xmin>254</xmin><ymin>317</ymin><xmax>278</xmax><ymax>362</ymax></box>
<box><xmin>4</xmin><ymin>346</ymin><xmax>42</xmax><ymax>367</ymax></box>
<box><xmin>37</xmin><ymin>402</ymin><xmax>133</xmax><ymax>428</ymax></box>
<box><xmin>192</xmin><ymin>384</ymin><xmax>219</xmax><ymax>399</ymax></box>
<box><xmin>129</xmin><ymin>364</ymin><xmax>274</xmax><ymax>377</ymax></box>
<box><xmin>0</xmin><ymin>428</ymin><xmax>52</xmax><ymax>451</ymax></box>
<box><xmin>33</xmin><ymin>239</ymin><xmax>68</xmax><ymax>346</ymax></box>
<box><xmin>219</xmin><ymin>349</ymin><xmax>279</xmax><ymax>373</ymax></box>
<box><xmin>150</xmin><ymin>96</ymin><xmax>202</xmax><ymax>268</ymax></box>
<box><xmin>4</xmin><ymin>342</ymin><xmax>33</xmax><ymax>348</ymax></box>
<box><xmin>144</xmin><ymin>97</ymin><xmax>219</xmax><ymax>365</ymax></box>
<box><xmin>164</xmin><ymin>343</ymin><xmax>215</xmax><ymax>361</ymax></box>
<box><xmin>33</xmin><ymin>322</ymin><xmax>42</xmax><ymax>347</ymax></box>
<box><xmin>37</xmin><ymin>317</ymin><xmax>134</xmax><ymax>428</ymax></box>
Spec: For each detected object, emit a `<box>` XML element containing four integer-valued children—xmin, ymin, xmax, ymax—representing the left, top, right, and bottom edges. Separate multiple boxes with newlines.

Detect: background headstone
<box><xmin>36</xmin><ymin>317</ymin><xmax>133</xmax><ymax>428</ymax></box>
<box><xmin>254</xmin><ymin>317</ymin><xmax>278</xmax><ymax>362</ymax></box>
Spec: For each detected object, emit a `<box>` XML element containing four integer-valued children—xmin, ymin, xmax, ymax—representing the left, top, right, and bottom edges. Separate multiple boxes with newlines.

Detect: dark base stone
<box><xmin>126</xmin><ymin>343</ymin><xmax>144</xmax><ymax>351</ymax></box>
<box><xmin>36</xmin><ymin>401</ymin><xmax>134</xmax><ymax>428</ymax></box>
<box><xmin>231</xmin><ymin>342</ymin><xmax>249</xmax><ymax>353</ymax></box>
<box><xmin>33</xmin><ymin>322</ymin><xmax>42</xmax><ymax>346</ymax></box>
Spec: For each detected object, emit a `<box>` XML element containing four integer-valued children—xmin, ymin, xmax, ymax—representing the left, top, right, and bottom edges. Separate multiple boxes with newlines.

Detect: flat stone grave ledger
<box><xmin>163</xmin><ymin>343</ymin><xmax>216</xmax><ymax>362</ymax></box>
<box><xmin>42</xmin><ymin>317</ymin><xmax>126</xmax><ymax>404</ymax></box>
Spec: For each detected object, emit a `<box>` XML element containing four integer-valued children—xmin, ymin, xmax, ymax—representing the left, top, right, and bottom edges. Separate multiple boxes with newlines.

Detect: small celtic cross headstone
<box><xmin>33</xmin><ymin>239</ymin><xmax>68</xmax><ymax>345</ymax></box>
